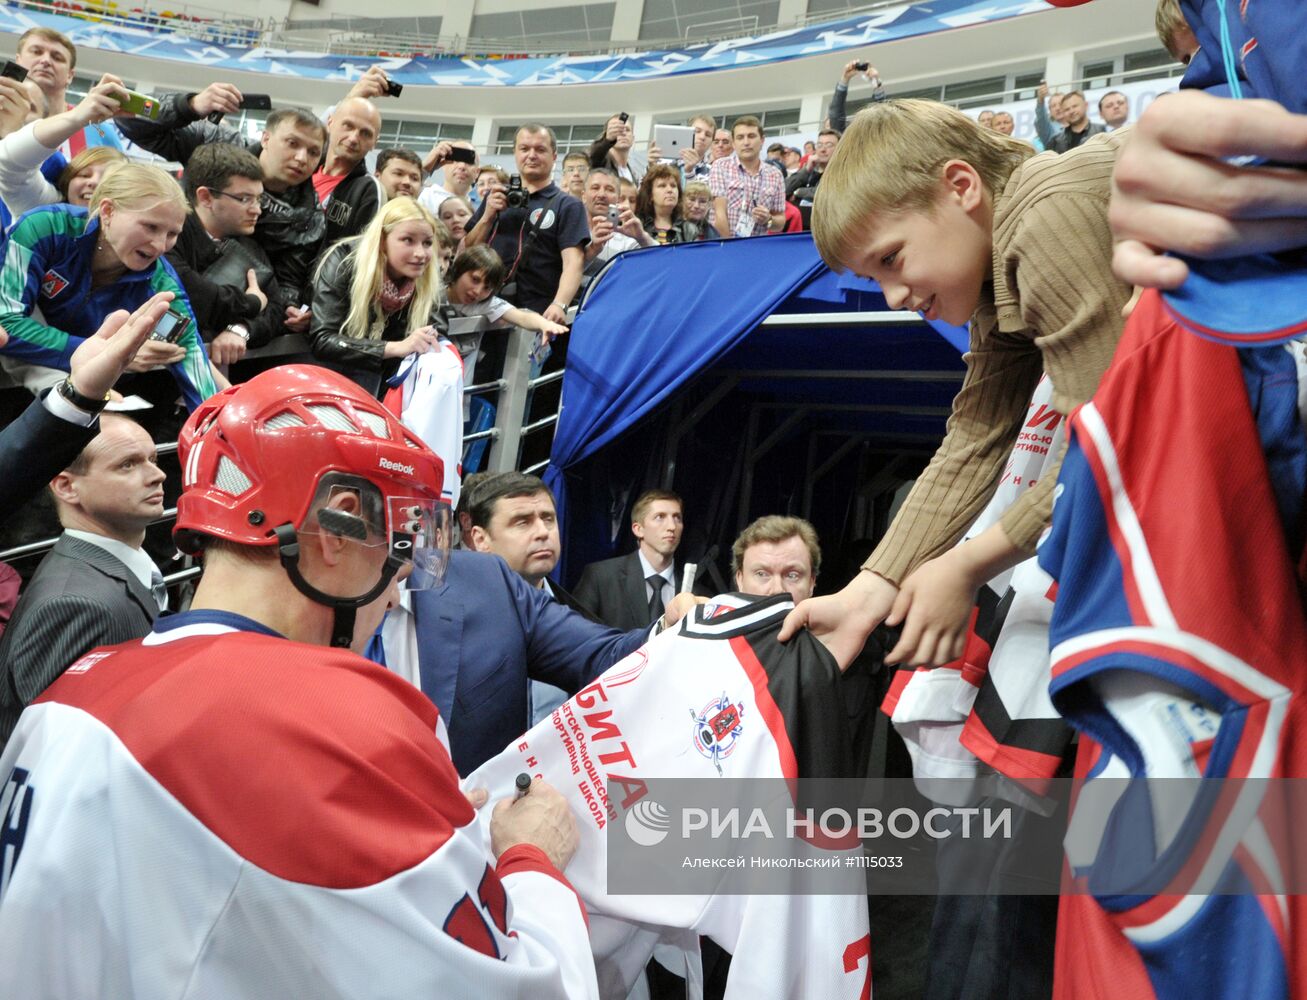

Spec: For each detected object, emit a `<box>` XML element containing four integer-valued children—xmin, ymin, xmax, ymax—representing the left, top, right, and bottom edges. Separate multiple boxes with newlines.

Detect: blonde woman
<box><xmin>0</xmin><ymin>159</ymin><xmax>217</xmax><ymax>410</ymax></box>
<box><xmin>309</xmin><ymin>196</ymin><xmax>444</xmax><ymax>397</ymax></box>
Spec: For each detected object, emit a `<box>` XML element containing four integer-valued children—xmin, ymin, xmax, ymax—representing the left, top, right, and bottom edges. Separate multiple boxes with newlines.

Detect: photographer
<box><xmin>463</xmin><ymin>124</ymin><xmax>588</xmax><ymax>326</ymax></box>
<box><xmin>829</xmin><ymin>58</ymin><xmax>886</xmax><ymax>132</ymax></box>
<box><xmin>587</xmin><ymin>112</ymin><xmax>642</xmax><ymax>184</ymax></box>
<box><xmin>582</xmin><ymin>167</ymin><xmax>653</xmax><ymax>269</ymax></box>
<box><xmin>0</xmin><ymin>71</ymin><xmax>129</xmax><ymax>219</ymax></box>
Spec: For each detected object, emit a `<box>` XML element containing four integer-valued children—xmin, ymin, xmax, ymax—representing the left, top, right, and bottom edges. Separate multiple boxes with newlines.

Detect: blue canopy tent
<box><xmin>543</xmin><ymin>233</ymin><xmax>969</xmax><ymax>591</ymax></box>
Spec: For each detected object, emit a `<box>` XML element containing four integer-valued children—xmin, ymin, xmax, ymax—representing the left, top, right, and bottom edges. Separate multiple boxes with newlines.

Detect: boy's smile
<box><xmin>843</xmin><ymin>162</ymin><xmax>992</xmax><ymax>326</ymax></box>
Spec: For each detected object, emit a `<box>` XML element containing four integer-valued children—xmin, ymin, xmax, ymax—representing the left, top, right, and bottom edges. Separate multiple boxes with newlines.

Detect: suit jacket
<box><xmin>0</xmin><ymin>394</ymin><xmax>97</xmax><ymax>513</ymax></box>
<box><xmin>394</xmin><ymin>551</ymin><xmax>647</xmax><ymax>776</ymax></box>
<box><xmin>0</xmin><ymin>533</ymin><xmax>157</xmax><ymax>745</ymax></box>
<box><xmin>572</xmin><ymin>551</ymin><xmax>692</xmax><ymax>632</ymax></box>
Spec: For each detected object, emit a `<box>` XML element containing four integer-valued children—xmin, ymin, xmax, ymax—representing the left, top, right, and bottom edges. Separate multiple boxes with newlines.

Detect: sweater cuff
<box><xmin>998</xmin><ymin>485</ymin><xmax>1050</xmax><ymax>556</ymax></box>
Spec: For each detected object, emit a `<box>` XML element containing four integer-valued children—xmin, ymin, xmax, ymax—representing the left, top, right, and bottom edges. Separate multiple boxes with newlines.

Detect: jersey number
<box><xmin>843</xmin><ymin>933</ymin><xmax>872</xmax><ymax>1000</ymax></box>
<box><xmin>442</xmin><ymin>864</ymin><xmax>511</xmax><ymax>959</ymax></box>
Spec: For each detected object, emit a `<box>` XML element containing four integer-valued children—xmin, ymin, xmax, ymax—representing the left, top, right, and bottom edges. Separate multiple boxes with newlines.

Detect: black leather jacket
<box><xmin>309</xmin><ymin>241</ymin><xmax>440</xmax><ymax>397</ymax></box>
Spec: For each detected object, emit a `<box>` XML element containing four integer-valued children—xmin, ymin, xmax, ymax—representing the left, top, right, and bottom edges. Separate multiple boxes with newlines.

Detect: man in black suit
<box><xmin>574</xmin><ymin>489</ymin><xmax>690</xmax><ymax>631</ymax></box>
<box><xmin>0</xmin><ymin>294</ymin><xmax>167</xmax><ymax>513</ymax></box>
<box><xmin>0</xmin><ymin>412</ymin><xmax>167</xmax><ymax>744</ymax></box>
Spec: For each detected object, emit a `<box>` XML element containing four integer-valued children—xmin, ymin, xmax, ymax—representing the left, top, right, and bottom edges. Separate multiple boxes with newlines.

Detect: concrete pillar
<box><xmin>610</xmin><ymin>0</ymin><xmax>645</xmax><ymax>41</ymax></box>
<box><xmin>1043</xmin><ymin>50</ymin><xmax>1078</xmax><ymax>90</ymax></box>
<box><xmin>776</xmin><ymin>0</ymin><xmax>809</xmax><ymax>28</ymax></box>
<box><xmin>441</xmin><ymin>0</ymin><xmax>475</xmax><ymax>42</ymax></box>
<box><xmin>798</xmin><ymin>92</ymin><xmax>825</xmax><ymax>132</ymax></box>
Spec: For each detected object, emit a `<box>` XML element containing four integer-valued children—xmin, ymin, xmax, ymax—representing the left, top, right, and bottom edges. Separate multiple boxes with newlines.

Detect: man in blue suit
<box><xmin>373</xmin><ymin>548</ymin><xmax>700</xmax><ymax>776</ymax></box>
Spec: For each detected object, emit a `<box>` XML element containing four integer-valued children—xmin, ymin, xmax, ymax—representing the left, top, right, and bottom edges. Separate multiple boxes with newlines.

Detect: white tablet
<box><xmin>653</xmin><ymin>124</ymin><xmax>696</xmax><ymax>161</ymax></box>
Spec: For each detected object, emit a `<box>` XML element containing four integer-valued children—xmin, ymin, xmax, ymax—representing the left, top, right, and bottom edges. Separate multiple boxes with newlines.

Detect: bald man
<box><xmin>313</xmin><ymin>96</ymin><xmax>384</xmax><ymax>242</ymax></box>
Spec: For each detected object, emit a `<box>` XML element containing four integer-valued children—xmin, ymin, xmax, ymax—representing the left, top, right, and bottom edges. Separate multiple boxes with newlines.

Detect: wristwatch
<box><xmin>56</xmin><ymin>376</ymin><xmax>109</xmax><ymax>414</ymax></box>
<box><xmin>227</xmin><ymin>324</ymin><xmax>251</xmax><ymax>343</ymax></box>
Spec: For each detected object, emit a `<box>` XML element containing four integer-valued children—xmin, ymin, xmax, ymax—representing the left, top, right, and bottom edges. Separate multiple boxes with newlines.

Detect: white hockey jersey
<box><xmin>467</xmin><ymin>594</ymin><xmax>873</xmax><ymax>1000</ymax></box>
<box><xmin>0</xmin><ymin>611</ymin><xmax>597</xmax><ymax>1000</ymax></box>
<box><xmin>385</xmin><ymin>341</ymin><xmax>465</xmax><ymax>508</ymax></box>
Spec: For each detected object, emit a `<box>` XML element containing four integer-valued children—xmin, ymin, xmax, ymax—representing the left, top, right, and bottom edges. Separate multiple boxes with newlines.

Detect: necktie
<box><xmin>150</xmin><ymin>568</ymin><xmax>168</xmax><ymax>614</ymax></box>
<box><xmin>646</xmin><ymin>573</ymin><xmax>665</xmax><ymax>622</ymax></box>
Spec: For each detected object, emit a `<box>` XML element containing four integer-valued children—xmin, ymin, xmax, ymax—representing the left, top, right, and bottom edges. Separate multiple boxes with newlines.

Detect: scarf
<box><xmin>379</xmin><ymin>275</ymin><xmax>416</xmax><ymax>315</ymax></box>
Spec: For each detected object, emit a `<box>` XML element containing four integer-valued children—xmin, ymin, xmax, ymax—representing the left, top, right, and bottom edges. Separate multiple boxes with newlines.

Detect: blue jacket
<box><xmin>0</xmin><ymin>205</ymin><xmax>215</xmax><ymax>410</ymax></box>
<box><xmin>375</xmin><ymin>550</ymin><xmax>648</xmax><ymax>775</ymax></box>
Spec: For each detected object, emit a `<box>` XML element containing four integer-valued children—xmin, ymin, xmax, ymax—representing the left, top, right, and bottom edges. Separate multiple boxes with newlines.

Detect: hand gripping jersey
<box><xmin>883</xmin><ymin>376</ymin><xmax>1070</xmax><ymax>799</ymax></box>
<box><xmin>0</xmin><ymin>612</ymin><xmax>598</xmax><ymax>1000</ymax></box>
<box><xmin>1037</xmin><ymin>290</ymin><xmax>1307</xmax><ymax>1000</ymax></box>
<box><xmin>466</xmin><ymin>595</ymin><xmax>873</xmax><ymax>1000</ymax></box>
<box><xmin>383</xmin><ymin>341</ymin><xmax>466</xmax><ymax>508</ymax></box>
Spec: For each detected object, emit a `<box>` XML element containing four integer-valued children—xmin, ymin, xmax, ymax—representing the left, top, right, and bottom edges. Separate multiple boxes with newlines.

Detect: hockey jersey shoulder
<box><xmin>37</xmin><ymin>631</ymin><xmax>470</xmax><ymax>887</ymax></box>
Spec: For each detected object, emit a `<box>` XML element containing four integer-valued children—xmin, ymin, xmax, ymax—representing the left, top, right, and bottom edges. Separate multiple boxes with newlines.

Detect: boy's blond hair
<box><xmin>1155</xmin><ymin>0</ymin><xmax>1191</xmax><ymax>61</ymax></box>
<box><xmin>812</xmin><ymin>99</ymin><xmax>1034</xmax><ymax>272</ymax></box>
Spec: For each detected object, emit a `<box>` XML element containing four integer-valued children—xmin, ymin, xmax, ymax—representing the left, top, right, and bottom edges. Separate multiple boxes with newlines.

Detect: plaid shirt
<box><xmin>708</xmin><ymin>154</ymin><xmax>785</xmax><ymax>236</ymax></box>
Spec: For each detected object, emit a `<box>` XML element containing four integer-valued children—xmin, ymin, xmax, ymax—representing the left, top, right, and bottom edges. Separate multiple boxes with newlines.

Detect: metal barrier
<box><xmin>0</xmin><ymin>314</ymin><xmax>565</xmax><ymax>570</ymax></box>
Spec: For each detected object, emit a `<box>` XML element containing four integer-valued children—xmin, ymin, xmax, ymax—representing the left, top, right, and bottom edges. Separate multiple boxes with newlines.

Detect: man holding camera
<box><xmin>463</xmin><ymin>124</ymin><xmax>588</xmax><ymax>326</ymax></box>
<box><xmin>581</xmin><ymin>167</ymin><xmax>653</xmax><ymax>270</ymax></box>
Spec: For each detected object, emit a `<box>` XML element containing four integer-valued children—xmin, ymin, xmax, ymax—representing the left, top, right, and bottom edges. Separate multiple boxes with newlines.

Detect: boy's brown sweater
<box><xmin>865</xmin><ymin>129</ymin><xmax>1131</xmax><ymax>586</ymax></box>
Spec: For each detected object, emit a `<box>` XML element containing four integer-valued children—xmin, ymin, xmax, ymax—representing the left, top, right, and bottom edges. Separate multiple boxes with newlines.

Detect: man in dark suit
<box><xmin>0</xmin><ymin>293</ymin><xmax>166</xmax><ymax>513</ymax></box>
<box><xmin>0</xmin><ymin>413</ymin><xmax>167</xmax><ymax>744</ymax></box>
<box><xmin>574</xmin><ymin>489</ymin><xmax>692</xmax><ymax>631</ymax></box>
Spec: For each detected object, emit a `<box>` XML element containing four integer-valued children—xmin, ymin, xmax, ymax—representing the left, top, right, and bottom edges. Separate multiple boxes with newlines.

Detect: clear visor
<box><xmin>303</xmin><ymin>477</ymin><xmax>451</xmax><ymax>591</ymax></box>
<box><xmin>386</xmin><ymin>495</ymin><xmax>452</xmax><ymax>591</ymax></box>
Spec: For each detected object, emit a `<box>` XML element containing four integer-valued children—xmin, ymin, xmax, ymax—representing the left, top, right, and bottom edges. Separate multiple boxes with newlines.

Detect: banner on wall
<box><xmin>0</xmin><ymin>0</ymin><xmax>1061</xmax><ymax>87</ymax></box>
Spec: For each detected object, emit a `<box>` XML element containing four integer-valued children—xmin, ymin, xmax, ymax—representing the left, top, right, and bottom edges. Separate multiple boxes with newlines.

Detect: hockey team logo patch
<box><xmin>40</xmin><ymin>269</ymin><xmax>69</xmax><ymax>298</ymax></box>
<box><xmin>690</xmin><ymin>694</ymin><xmax>746</xmax><ymax>775</ymax></box>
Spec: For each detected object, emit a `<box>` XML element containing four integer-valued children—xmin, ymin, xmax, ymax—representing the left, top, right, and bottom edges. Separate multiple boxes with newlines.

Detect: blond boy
<box><xmin>781</xmin><ymin>99</ymin><xmax>1130</xmax><ymax>668</ymax></box>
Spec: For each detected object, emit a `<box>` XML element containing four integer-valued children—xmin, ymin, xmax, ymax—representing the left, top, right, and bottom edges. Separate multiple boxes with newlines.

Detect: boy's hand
<box><xmin>1111</xmin><ymin>90</ymin><xmax>1307</xmax><ymax>289</ymax></box>
<box><xmin>883</xmin><ymin>549</ymin><xmax>982</xmax><ymax>667</ymax></box>
<box><xmin>779</xmin><ymin>570</ymin><xmax>898</xmax><ymax>671</ymax></box>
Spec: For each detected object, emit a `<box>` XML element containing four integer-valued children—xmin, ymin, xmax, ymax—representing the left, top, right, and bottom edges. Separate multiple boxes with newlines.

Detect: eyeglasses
<box><xmin>211</xmin><ymin>189</ymin><xmax>261</xmax><ymax>208</ymax></box>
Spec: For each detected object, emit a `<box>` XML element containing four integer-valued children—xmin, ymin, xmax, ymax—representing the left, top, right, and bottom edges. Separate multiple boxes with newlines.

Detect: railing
<box><xmin>0</xmin><ymin>314</ymin><xmax>563</xmax><ymax>590</ymax></box>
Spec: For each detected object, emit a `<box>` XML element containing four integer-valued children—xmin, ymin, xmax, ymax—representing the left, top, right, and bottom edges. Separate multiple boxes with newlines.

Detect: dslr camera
<box><xmin>506</xmin><ymin>174</ymin><xmax>529</xmax><ymax>209</ymax></box>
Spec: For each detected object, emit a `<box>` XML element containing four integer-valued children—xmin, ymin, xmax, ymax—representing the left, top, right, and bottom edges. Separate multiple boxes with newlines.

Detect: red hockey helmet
<box><xmin>175</xmin><ymin>365</ymin><xmax>450</xmax><ymax>595</ymax></box>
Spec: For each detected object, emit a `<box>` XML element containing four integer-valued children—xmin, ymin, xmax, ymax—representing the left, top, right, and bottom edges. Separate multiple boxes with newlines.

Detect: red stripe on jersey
<box><xmin>959</xmin><ymin>714</ymin><xmax>1061</xmax><ymax>791</ymax></box>
<box><xmin>497</xmin><ymin>844</ymin><xmax>589</xmax><ymax>928</ymax></box>
<box><xmin>35</xmin><ymin>631</ymin><xmax>471</xmax><ymax>888</ymax></box>
<box><xmin>730</xmin><ymin>634</ymin><xmax>798</xmax><ymax>787</ymax></box>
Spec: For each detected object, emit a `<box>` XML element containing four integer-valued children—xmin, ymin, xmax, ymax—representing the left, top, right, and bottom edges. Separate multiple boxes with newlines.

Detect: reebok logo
<box><xmin>379</xmin><ymin>457</ymin><xmax>415</xmax><ymax>475</ymax></box>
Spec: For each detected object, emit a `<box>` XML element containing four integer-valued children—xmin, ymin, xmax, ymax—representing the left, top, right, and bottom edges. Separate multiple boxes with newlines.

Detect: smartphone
<box><xmin>117</xmin><ymin>89</ymin><xmax>162</xmax><ymax>121</ymax></box>
<box><xmin>618</xmin><ymin>111</ymin><xmax>629</xmax><ymax>123</ymax></box>
<box><xmin>239</xmin><ymin>94</ymin><xmax>272</xmax><ymax>111</ymax></box>
<box><xmin>385</xmin><ymin>79</ymin><xmax>404</xmax><ymax>98</ymax></box>
<box><xmin>854</xmin><ymin>61</ymin><xmax>870</xmax><ymax>71</ymax></box>
<box><xmin>0</xmin><ymin>60</ymin><xmax>28</xmax><ymax>83</ymax></box>
<box><xmin>149</xmin><ymin>308</ymin><xmax>191</xmax><ymax>344</ymax></box>
<box><xmin>447</xmin><ymin>145</ymin><xmax>476</xmax><ymax>165</ymax></box>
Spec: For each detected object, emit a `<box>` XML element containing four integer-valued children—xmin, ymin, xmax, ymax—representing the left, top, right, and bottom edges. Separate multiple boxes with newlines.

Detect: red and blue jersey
<box><xmin>1038</xmin><ymin>290</ymin><xmax>1307</xmax><ymax>999</ymax></box>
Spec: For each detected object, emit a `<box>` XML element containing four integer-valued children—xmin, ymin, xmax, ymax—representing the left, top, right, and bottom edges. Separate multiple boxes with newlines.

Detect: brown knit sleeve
<box><xmin>862</xmin><ymin>320</ymin><xmax>1044</xmax><ymax>585</ymax></box>
<box><xmin>997</xmin><ymin>189</ymin><xmax>1130</xmax><ymax>553</ymax></box>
